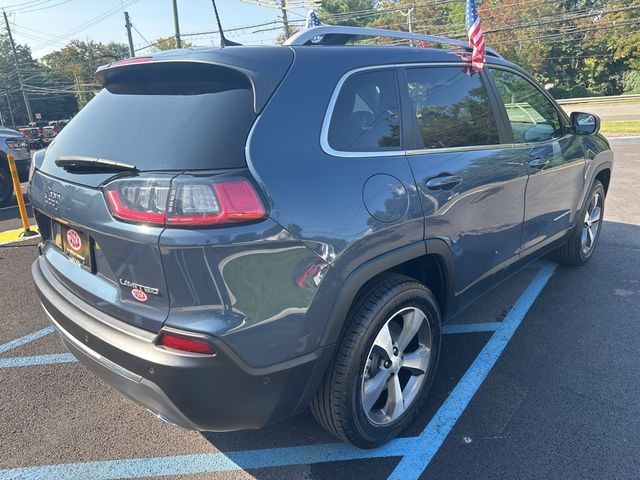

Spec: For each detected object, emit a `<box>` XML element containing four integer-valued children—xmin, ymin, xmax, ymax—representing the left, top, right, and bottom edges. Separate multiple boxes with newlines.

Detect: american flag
<box><xmin>465</xmin><ymin>0</ymin><xmax>485</xmax><ymax>71</ymax></box>
<box><xmin>305</xmin><ymin>9</ymin><xmax>321</xmax><ymax>28</ymax></box>
<box><xmin>305</xmin><ymin>9</ymin><xmax>323</xmax><ymax>43</ymax></box>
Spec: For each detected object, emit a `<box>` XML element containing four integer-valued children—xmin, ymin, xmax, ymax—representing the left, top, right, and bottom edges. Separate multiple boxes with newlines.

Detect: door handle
<box><xmin>528</xmin><ymin>157</ymin><xmax>549</xmax><ymax>169</ymax></box>
<box><xmin>426</xmin><ymin>175</ymin><xmax>462</xmax><ymax>190</ymax></box>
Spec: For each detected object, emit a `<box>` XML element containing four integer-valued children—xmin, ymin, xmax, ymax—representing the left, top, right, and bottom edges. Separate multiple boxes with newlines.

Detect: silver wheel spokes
<box><xmin>361</xmin><ymin>307</ymin><xmax>432</xmax><ymax>425</ymax></box>
<box><xmin>581</xmin><ymin>193</ymin><xmax>602</xmax><ymax>255</ymax></box>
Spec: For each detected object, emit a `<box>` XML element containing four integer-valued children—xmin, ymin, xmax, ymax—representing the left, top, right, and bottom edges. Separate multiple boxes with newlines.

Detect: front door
<box><xmin>399</xmin><ymin>65</ymin><xmax>529</xmax><ymax>311</ymax></box>
<box><xmin>487</xmin><ymin>67</ymin><xmax>585</xmax><ymax>253</ymax></box>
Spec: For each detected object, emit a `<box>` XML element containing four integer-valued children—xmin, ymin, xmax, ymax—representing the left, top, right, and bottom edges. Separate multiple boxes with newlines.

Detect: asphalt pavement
<box><xmin>0</xmin><ymin>140</ymin><xmax>638</xmax><ymax>479</ymax></box>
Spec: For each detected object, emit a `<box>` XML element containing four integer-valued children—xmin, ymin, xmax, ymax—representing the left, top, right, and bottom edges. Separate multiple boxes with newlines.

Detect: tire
<box><xmin>0</xmin><ymin>165</ymin><xmax>14</xmax><ymax>207</ymax></box>
<box><xmin>311</xmin><ymin>274</ymin><xmax>441</xmax><ymax>448</ymax></box>
<box><xmin>554</xmin><ymin>180</ymin><xmax>605</xmax><ymax>266</ymax></box>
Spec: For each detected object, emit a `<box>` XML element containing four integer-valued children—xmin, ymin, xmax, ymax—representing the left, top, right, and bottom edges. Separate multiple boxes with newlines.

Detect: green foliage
<box><xmin>152</xmin><ymin>37</ymin><xmax>194</xmax><ymax>51</ymax></box>
<box><xmin>43</xmin><ymin>40</ymin><xmax>129</xmax><ymax>110</ymax></box>
<box><xmin>623</xmin><ymin>71</ymin><xmax>640</xmax><ymax>94</ymax></box>
<box><xmin>318</xmin><ymin>0</ymin><xmax>379</xmax><ymax>26</ymax></box>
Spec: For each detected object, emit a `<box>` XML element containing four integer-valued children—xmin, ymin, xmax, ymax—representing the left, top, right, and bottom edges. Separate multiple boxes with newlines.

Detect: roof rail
<box><xmin>284</xmin><ymin>25</ymin><xmax>502</xmax><ymax>59</ymax></box>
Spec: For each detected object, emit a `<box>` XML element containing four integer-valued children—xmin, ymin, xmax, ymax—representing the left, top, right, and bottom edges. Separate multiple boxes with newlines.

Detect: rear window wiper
<box><xmin>55</xmin><ymin>156</ymin><xmax>138</xmax><ymax>173</ymax></box>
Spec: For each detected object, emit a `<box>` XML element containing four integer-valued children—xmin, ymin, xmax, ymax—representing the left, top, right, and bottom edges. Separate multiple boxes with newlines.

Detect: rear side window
<box><xmin>404</xmin><ymin>67</ymin><xmax>500</xmax><ymax>150</ymax></box>
<box><xmin>45</xmin><ymin>63</ymin><xmax>255</xmax><ymax>170</ymax></box>
<box><xmin>328</xmin><ymin>69</ymin><xmax>401</xmax><ymax>152</ymax></box>
<box><xmin>490</xmin><ymin>69</ymin><xmax>563</xmax><ymax>143</ymax></box>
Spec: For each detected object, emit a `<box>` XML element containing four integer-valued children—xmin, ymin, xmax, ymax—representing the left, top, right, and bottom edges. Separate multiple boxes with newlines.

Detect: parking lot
<box><xmin>1</xmin><ymin>138</ymin><xmax>639</xmax><ymax>480</ymax></box>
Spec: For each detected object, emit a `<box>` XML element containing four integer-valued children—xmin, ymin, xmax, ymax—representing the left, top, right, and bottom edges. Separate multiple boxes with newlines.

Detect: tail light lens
<box><xmin>157</xmin><ymin>331</ymin><xmax>215</xmax><ymax>355</ymax></box>
<box><xmin>103</xmin><ymin>173</ymin><xmax>267</xmax><ymax>227</ymax></box>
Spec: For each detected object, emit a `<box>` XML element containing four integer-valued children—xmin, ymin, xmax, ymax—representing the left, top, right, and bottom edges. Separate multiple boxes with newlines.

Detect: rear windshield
<box><xmin>45</xmin><ymin>63</ymin><xmax>255</xmax><ymax>170</ymax></box>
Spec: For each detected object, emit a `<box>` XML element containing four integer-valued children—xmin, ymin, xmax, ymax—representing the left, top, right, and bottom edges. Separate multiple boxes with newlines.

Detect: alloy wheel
<box><xmin>581</xmin><ymin>192</ymin><xmax>602</xmax><ymax>256</ymax></box>
<box><xmin>361</xmin><ymin>306</ymin><xmax>432</xmax><ymax>425</ymax></box>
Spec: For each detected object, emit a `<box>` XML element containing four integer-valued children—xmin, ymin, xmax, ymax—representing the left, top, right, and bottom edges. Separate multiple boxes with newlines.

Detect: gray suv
<box><xmin>0</xmin><ymin>127</ymin><xmax>31</xmax><ymax>206</ymax></box>
<box><xmin>29</xmin><ymin>26</ymin><xmax>613</xmax><ymax>447</ymax></box>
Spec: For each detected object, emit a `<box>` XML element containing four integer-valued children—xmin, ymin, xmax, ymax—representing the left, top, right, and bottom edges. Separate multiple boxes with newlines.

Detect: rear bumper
<box><xmin>32</xmin><ymin>256</ymin><xmax>334</xmax><ymax>431</ymax></box>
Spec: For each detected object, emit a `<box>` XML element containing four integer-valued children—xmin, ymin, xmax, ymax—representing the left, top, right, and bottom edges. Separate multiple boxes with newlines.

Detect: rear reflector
<box><xmin>157</xmin><ymin>332</ymin><xmax>215</xmax><ymax>355</ymax></box>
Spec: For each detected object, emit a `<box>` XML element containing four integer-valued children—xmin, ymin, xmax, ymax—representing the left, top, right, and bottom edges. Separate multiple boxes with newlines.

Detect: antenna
<box><xmin>211</xmin><ymin>0</ymin><xmax>242</xmax><ymax>47</ymax></box>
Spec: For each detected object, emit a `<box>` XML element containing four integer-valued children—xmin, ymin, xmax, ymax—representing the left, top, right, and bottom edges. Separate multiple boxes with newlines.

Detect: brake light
<box><xmin>157</xmin><ymin>332</ymin><xmax>215</xmax><ymax>355</ymax></box>
<box><xmin>110</xmin><ymin>56</ymin><xmax>153</xmax><ymax>67</ymax></box>
<box><xmin>103</xmin><ymin>174</ymin><xmax>267</xmax><ymax>227</ymax></box>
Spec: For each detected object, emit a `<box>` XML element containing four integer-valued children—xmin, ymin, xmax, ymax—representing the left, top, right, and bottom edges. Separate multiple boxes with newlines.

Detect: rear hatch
<box><xmin>30</xmin><ymin>47</ymin><xmax>293</xmax><ymax>333</ymax></box>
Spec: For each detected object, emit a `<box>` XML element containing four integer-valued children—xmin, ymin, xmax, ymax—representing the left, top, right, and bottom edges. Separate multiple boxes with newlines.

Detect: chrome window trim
<box><xmin>320</xmin><ymin>62</ymin><xmax>480</xmax><ymax>158</ymax></box>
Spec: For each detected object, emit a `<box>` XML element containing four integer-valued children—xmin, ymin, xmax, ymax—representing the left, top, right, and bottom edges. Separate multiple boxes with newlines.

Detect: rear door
<box><xmin>399</xmin><ymin>64</ymin><xmax>529</xmax><ymax>310</ymax></box>
<box><xmin>486</xmin><ymin>67</ymin><xmax>585</xmax><ymax>252</ymax></box>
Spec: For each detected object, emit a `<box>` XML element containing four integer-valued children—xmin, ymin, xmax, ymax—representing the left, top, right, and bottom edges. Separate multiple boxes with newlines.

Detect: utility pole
<box><xmin>280</xmin><ymin>0</ymin><xmax>291</xmax><ymax>40</ymax></box>
<box><xmin>400</xmin><ymin>7</ymin><xmax>414</xmax><ymax>34</ymax></box>
<box><xmin>5</xmin><ymin>92</ymin><xmax>16</xmax><ymax>130</ymax></box>
<box><xmin>124</xmin><ymin>11</ymin><xmax>135</xmax><ymax>58</ymax></box>
<box><xmin>172</xmin><ymin>0</ymin><xmax>182</xmax><ymax>48</ymax></box>
<box><xmin>2</xmin><ymin>10</ymin><xmax>33</xmax><ymax>124</ymax></box>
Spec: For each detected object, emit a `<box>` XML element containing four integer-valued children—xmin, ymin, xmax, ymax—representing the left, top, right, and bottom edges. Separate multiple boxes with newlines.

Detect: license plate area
<box><xmin>58</xmin><ymin>223</ymin><xmax>94</xmax><ymax>272</ymax></box>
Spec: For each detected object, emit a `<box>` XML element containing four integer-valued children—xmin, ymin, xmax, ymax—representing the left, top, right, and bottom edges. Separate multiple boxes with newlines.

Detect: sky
<box><xmin>0</xmin><ymin>0</ymin><xmax>312</xmax><ymax>58</ymax></box>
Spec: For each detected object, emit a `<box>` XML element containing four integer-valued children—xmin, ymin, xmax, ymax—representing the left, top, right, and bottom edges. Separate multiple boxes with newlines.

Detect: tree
<box><xmin>42</xmin><ymin>40</ymin><xmax>129</xmax><ymax>109</ymax></box>
<box><xmin>151</xmin><ymin>36</ymin><xmax>194</xmax><ymax>51</ymax></box>
<box><xmin>318</xmin><ymin>0</ymin><xmax>379</xmax><ymax>27</ymax></box>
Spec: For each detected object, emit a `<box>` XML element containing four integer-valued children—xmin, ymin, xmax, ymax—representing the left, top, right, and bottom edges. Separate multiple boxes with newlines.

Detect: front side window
<box><xmin>491</xmin><ymin>69</ymin><xmax>563</xmax><ymax>143</ymax></box>
<box><xmin>328</xmin><ymin>69</ymin><xmax>401</xmax><ymax>152</ymax></box>
<box><xmin>404</xmin><ymin>67</ymin><xmax>500</xmax><ymax>150</ymax></box>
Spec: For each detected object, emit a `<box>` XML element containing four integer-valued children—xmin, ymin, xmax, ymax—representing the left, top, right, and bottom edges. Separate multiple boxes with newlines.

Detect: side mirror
<box><xmin>570</xmin><ymin>111</ymin><xmax>601</xmax><ymax>135</ymax></box>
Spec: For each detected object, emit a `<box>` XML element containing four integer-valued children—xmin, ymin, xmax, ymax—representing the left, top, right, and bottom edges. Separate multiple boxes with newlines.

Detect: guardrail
<box><xmin>557</xmin><ymin>94</ymin><xmax>640</xmax><ymax>105</ymax></box>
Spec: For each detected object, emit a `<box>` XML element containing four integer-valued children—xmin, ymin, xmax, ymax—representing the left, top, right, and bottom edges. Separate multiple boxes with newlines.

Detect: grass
<box><xmin>599</xmin><ymin>119</ymin><xmax>640</xmax><ymax>136</ymax></box>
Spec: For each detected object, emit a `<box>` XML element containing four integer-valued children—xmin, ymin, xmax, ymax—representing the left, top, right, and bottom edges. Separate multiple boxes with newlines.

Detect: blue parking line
<box><xmin>442</xmin><ymin>322</ymin><xmax>501</xmax><ymax>334</ymax></box>
<box><xmin>0</xmin><ymin>353</ymin><xmax>76</xmax><ymax>368</ymax></box>
<box><xmin>0</xmin><ymin>263</ymin><xmax>557</xmax><ymax>479</ymax></box>
<box><xmin>388</xmin><ymin>262</ymin><xmax>557</xmax><ymax>479</ymax></box>
<box><xmin>0</xmin><ymin>327</ymin><xmax>53</xmax><ymax>354</ymax></box>
<box><xmin>0</xmin><ymin>438</ymin><xmax>411</xmax><ymax>480</ymax></box>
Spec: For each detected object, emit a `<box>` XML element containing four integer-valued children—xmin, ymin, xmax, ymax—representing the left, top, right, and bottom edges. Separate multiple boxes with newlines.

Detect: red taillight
<box><xmin>158</xmin><ymin>332</ymin><xmax>215</xmax><ymax>355</ymax></box>
<box><xmin>105</xmin><ymin>190</ymin><xmax>167</xmax><ymax>225</ymax></box>
<box><xmin>167</xmin><ymin>180</ymin><xmax>266</xmax><ymax>226</ymax></box>
<box><xmin>103</xmin><ymin>174</ymin><xmax>266</xmax><ymax>227</ymax></box>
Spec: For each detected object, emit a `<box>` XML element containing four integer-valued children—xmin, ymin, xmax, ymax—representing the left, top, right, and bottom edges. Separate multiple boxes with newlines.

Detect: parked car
<box><xmin>29</xmin><ymin>26</ymin><xmax>613</xmax><ymax>447</ymax></box>
<box><xmin>20</xmin><ymin>127</ymin><xmax>45</xmax><ymax>150</ymax></box>
<box><xmin>42</xmin><ymin>126</ymin><xmax>58</xmax><ymax>145</ymax></box>
<box><xmin>0</xmin><ymin>127</ymin><xmax>30</xmax><ymax>206</ymax></box>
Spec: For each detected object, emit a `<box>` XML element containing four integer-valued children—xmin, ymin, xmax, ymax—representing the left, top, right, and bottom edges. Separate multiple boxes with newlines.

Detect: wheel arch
<box><xmin>320</xmin><ymin>239</ymin><xmax>455</xmax><ymax>348</ymax></box>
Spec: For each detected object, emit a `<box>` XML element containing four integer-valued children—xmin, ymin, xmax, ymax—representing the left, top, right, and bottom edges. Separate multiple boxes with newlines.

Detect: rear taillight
<box><xmin>103</xmin><ymin>174</ymin><xmax>267</xmax><ymax>227</ymax></box>
<box><xmin>6</xmin><ymin>138</ymin><xmax>27</xmax><ymax>150</ymax></box>
<box><xmin>157</xmin><ymin>331</ymin><xmax>215</xmax><ymax>355</ymax></box>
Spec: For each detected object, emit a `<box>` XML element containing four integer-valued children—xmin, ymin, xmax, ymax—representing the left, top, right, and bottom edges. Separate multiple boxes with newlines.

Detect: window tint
<box><xmin>46</xmin><ymin>63</ymin><xmax>255</xmax><ymax>170</ymax></box>
<box><xmin>405</xmin><ymin>67</ymin><xmax>500</xmax><ymax>150</ymax></box>
<box><xmin>491</xmin><ymin>69</ymin><xmax>563</xmax><ymax>143</ymax></box>
<box><xmin>328</xmin><ymin>69</ymin><xmax>401</xmax><ymax>152</ymax></box>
